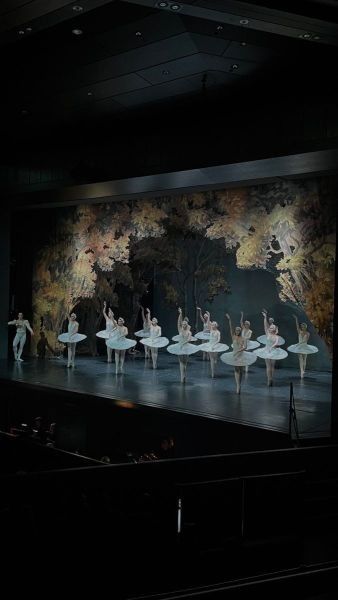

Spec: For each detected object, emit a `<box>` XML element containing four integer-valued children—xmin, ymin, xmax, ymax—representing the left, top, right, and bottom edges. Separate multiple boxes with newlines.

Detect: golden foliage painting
<box><xmin>32</xmin><ymin>178</ymin><xmax>335</xmax><ymax>353</ymax></box>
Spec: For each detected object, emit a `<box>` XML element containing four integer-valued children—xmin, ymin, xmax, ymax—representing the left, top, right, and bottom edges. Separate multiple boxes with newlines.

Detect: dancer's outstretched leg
<box><xmin>151</xmin><ymin>348</ymin><xmax>158</xmax><ymax>369</ymax></box>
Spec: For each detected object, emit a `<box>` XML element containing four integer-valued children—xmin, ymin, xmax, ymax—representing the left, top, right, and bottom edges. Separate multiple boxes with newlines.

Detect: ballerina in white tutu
<box><xmin>140</xmin><ymin>308</ymin><xmax>169</xmax><ymax>369</ymax></box>
<box><xmin>106</xmin><ymin>316</ymin><xmax>136</xmax><ymax>374</ymax></box>
<box><xmin>8</xmin><ymin>312</ymin><xmax>34</xmax><ymax>362</ymax></box>
<box><xmin>221</xmin><ymin>314</ymin><xmax>257</xmax><ymax>394</ymax></box>
<box><xmin>287</xmin><ymin>315</ymin><xmax>318</xmax><ymax>378</ymax></box>
<box><xmin>195</xmin><ymin>307</ymin><xmax>211</xmax><ymax>359</ymax></box>
<box><xmin>95</xmin><ymin>301</ymin><xmax>117</xmax><ymax>363</ymax></box>
<box><xmin>253</xmin><ymin>310</ymin><xmax>288</xmax><ymax>386</ymax></box>
<box><xmin>257</xmin><ymin>309</ymin><xmax>285</xmax><ymax>346</ymax></box>
<box><xmin>135</xmin><ymin>306</ymin><xmax>151</xmax><ymax>358</ymax></box>
<box><xmin>198</xmin><ymin>321</ymin><xmax>229</xmax><ymax>378</ymax></box>
<box><xmin>58</xmin><ymin>312</ymin><xmax>87</xmax><ymax>368</ymax></box>
<box><xmin>167</xmin><ymin>307</ymin><xmax>199</xmax><ymax>383</ymax></box>
<box><xmin>239</xmin><ymin>311</ymin><xmax>260</xmax><ymax>373</ymax></box>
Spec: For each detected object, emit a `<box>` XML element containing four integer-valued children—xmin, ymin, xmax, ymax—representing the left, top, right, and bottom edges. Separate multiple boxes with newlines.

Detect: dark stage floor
<box><xmin>0</xmin><ymin>354</ymin><xmax>332</xmax><ymax>439</ymax></box>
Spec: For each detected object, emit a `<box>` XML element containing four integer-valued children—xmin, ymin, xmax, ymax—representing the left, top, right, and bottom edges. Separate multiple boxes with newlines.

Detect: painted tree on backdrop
<box><xmin>32</xmin><ymin>180</ymin><xmax>335</xmax><ymax>356</ymax></box>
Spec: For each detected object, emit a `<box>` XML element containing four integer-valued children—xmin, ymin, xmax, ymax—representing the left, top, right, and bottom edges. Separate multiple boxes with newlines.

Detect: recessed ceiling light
<box><xmin>299</xmin><ymin>33</ymin><xmax>311</xmax><ymax>38</ymax></box>
<box><xmin>72</xmin><ymin>5</ymin><xmax>84</xmax><ymax>11</ymax></box>
<box><xmin>87</xmin><ymin>91</ymin><xmax>93</xmax><ymax>96</ymax></box>
<box><xmin>240</xmin><ymin>41</ymin><xmax>247</xmax><ymax>46</ymax></box>
<box><xmin>162</xmin><ymin>69</ymin><xmax>170</xmax><ymax>75</ymax></box>
<box><xmin>18</xmin><ymin>30</ymin><xmax>25</xmax><ymax>35</ymax></box>
<box><xmin>26</xmin><ymin>27</ymin><xmax>32</xmax><ymax>32</ymax></box>
<box><xmin>158</xmin><ymin>1</ymin><xmax>168</xmax><ymax>6</ymax></box>
<box><xmin>230</xmin><ymin>63</ymin><xmax>239</xmax><ymax>71</ymax></box>
<box><xmin>170</xmin><ymin>4</ymin><xmax>181</xmax><ymax>10</ymax></box>
<box><xmin>216</xmin><ymin>25</ymin><xmax>223</xmax><ymax>31</ymax></box>
<box><xmin>313</xmin><ymin>35</ymin><xmax>320</xmax><ymax>40</ymax></box>
<box><xmin>240</xmin><ymin>19</ymin><xmax>249</xmax><ymax>25</ymax></box>
<box><xmin>135</xmin><ymin>31</ymin><xmax>142</xmax><ymax>36</ymax></box>
<box><xmin>72</xmin><ymin>28</ymin><xmax>83</xmax><ymax>35</ymax></box>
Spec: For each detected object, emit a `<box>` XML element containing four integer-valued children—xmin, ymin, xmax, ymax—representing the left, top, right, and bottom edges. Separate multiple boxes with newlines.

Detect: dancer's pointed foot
<box><xmin>18</xmin><ymin>358</ymin><xmax>24</xmax><ymax>362</ymax></box>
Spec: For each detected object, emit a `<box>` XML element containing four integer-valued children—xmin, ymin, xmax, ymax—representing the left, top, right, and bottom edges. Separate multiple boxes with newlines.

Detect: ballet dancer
<box><xmin>167</xmin><ymin>307</ymin><xmax>199</xmax><ymax>383</ymax></box>
<box><xmin>106</xmin><ymin>316</ymin><xmax>136</xmax><ymax>374</ymax></box>
<box><xmin>257</xmin><ymin>309</ymin><xmax>284</xmax><ymax>346</ymax></box>
<box><xmin>140</xmin><ymin>308</ymin><xmax>169</xmax><ymax>369</ymax></box>
<box><xmin>135</xmin><ymin>305</ymin><xmax>151</xmax><ymax>358</ymax></box>
<box><xmin>195</xmin><ymin>307</ymin><xmax>211</xmax><ymax>360</ymax></box>
<box><xmin>8</xmin><ymin>312</ymin><xmax>34</xmax><ymax>361</ymax></box>
<box><xmin>253</xmin><ymin>310</ymin><xmax>287</xmax><ymax>386</ymax></box>
<box><xmin>96</xmin><ymin>301</ymin><xmax>117</xmax><ymax>363</ymax></box>
<box><xmin>287</xmin><ymin>315</ymin><xmax>318</xmax><ymax>378</ymax></box>
<box><xmin>198</xmin><ymin>321</ymin><xmax>229</xmax><ymax>377</ymax></box>
<box><xmin>58</xmin><ymin>312</ymin><xmax>87</xmax><ymax>368</ymax></box>
<box><xmin>239</xmin><ymin>311</ymin><xmax>260</xmax><ymax>373</ymax></box>
<box><xmin>221</xmin><ymin>314</ymin><xmax>257</xmax><ymax>394</ymax></box>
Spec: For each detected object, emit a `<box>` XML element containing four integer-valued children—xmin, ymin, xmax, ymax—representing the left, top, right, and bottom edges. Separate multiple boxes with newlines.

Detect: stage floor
<box><xmin>0</xmin><ymin>354</ymin><xmax>332</xmax><ymax>439</ymax></box>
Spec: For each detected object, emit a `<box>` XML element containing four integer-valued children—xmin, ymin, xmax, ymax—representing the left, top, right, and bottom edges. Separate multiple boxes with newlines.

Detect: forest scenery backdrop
<box><xmin>11</xmin><ymin>176</ymin><xmax>335</xmax><ymax>371</ymax></box>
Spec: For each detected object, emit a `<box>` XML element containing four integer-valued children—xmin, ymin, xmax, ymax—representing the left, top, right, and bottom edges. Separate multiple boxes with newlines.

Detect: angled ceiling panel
<box><xmin>80</xmin><ymin>32</ymin><xmax>199</xmax><ymax>83</ymax></box>
<box><xmin>137</xmin><ymin>52</ymin><xmax>259</xmax><ymax>85</ymax></box>
<box><xmin>114</xmin><ymin>76</ymin><xmax>203</xmax><ymax>106</ymax></box>
<box><xmin>98</xmin><ymin>10</ymin><xmax>187</xmax><ymax>55</ymax></box>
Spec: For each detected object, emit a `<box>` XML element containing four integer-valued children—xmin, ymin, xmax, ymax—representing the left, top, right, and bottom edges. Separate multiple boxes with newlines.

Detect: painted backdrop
<box><xmin>30</xmin><ymin>177</ymin><xmax>335</xmax><ymax>366</ymax></box>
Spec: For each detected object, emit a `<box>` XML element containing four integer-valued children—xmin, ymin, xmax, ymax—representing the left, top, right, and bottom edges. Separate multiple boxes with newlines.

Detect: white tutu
<box><xmin>232</xmin><ymin>340</ymin><xmax>260</xmax><ymax>351</ymax></box>
<box><xmin>287</xmin><ymin>343</ymin><xmax>318</xmax><ymax>355</ymax></box>
<box><xmin>135</xmin><ymin>328</ymin><xmax>151</xmax><ymax>338</ymax></box>
<box><xmin>167</xmin><ymin>342</ymin><xmax>200</xmax><ymax>356</ymax></box>
<box><xmin>106</xmin><ymin>336</ymin><xmax>136</xmax><ymax>350</ymax></box>
<box><xmin>257</xmin><ymin>334</ymin><xmax>285</xmax><ymax>346</ymax></box>
<box><xmin>220</xmin><ymin>350</ymin><xmax>257</xmax><ymax>367</ymax></box>
<box><xmin>96</xmin><ymin>329</ymin><xmax>118</xmax><ymax>340</ymax></box>
<box><xmin>198</xmin><ymin>342</ymin><xmax>229</xmax><ymax>353</ymax></box>
<box><xmin>140</xmin><ymin>336</ymin><xmax>169</xmax><ymax>348</ymax></box>
<box><xmin>254</xmin><ymin>346</ymin><xmax>288</xmax><ymax>360</ymax></box>
<box><xmin>172</xmin><ymin>334</ymin><xmax>197</xmax><ymax>342</ymax></box>
<box><xmin>195</xmin><ymin>331</ymin><xmax>211</xmax><ymax>340</ymax></box>
<box><xmin>58</xmin><ymin>333</ymin><xmax>87</xmax><ymax>343</ymax></box>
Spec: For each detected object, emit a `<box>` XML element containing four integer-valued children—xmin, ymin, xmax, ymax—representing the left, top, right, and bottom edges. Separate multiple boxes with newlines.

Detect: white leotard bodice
<box><xmin>209</xmin><ymin>330</ymin><xmax>220</xmax><ymax>344</ymax></box>
<box><xmin>299</xmin><ymin>331</ymin><xmax>309</xmax><ymax>343</ymax></box>
<box><xmin>150</xmin><ymin>324</ymin><xmax>161</xmax><ymax>338</ymax></box>
<box><xmin>241</xmin><ymin>328</ymin><xmax>252</xmax><ymax>340</ymax></box>
<box><xmin>68</xmin><ymin>321</ymin><xmax>78</xmax><ymax>335</ymax></box>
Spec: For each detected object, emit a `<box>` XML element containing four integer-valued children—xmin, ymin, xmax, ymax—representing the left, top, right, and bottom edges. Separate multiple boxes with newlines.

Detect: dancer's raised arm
<box><xmin>145</xmin><ymin>308</ymin><xmax>152</xmax><ymax>328</ymax></box>
<box><xmin>262</xmin><ymin>309</ymin><xmax>269</xmax><ymax>335</ymax></box>
<box><xmin>293</xmin><ymin>314</ymin><xmax>300</xmax><ymax>335</ymax></box>
<box><xmin>177</xmin><ymin>307</ymin><xmax>183</xmax><ymax>333</ymax></box>
<box><xmin>225</xmin><ymin>313</ymin><xmax>233</xmax><ymax>338</ymax></box>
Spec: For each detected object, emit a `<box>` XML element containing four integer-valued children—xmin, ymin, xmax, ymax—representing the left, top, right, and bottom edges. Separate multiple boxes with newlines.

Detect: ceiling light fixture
<box><xmin>18</xmin><ymin>30</ymin><xmax>25</xmax><ymax>35</ymax></box>
<box><xmin>26</xmin><ymin>27</ymin><xmax>32</xmax><ymax>32</ymax></box>
<box><xmin>313</xmin><ymin>35</ymin><xmax>321</xmax><ymax>40</ymax></box>
<box><xmin>240</xmin><ymin>19</ymin><xmax>249</xmax><ymax>25</ymax></box>
<box><xmin>72</xmin><ymin>28</ymin><xmax>83</xmax><ymax>35</ymax></box>
<box><xmin>216</xmin><ymin>25</ymin><xmax>223</xmax><ymax>31</ymax></box>
<box><xmin>230</xmin><ymin>63</ymin><xmax>239</xmax><ymax>71</ymax></box>
<box><xmin>162</xmin><ymin>69</ymin><xmax>170</xmax><ymax>75</ymax></box>
<box><xmin>240</xmin><ymin>41</ymin><xmax>247</xmax><ymax>46</ymax></box>
<box><xmin>135</xmin><ymin>31</ymin><xmax>142</xmax><ymax>36</ymax></box>
<box><xmin>87</xmin><ymin>91</ymin><xmax>93</xmax><ymax>96</ymax></box>
<box><xmin>170</xmin><ymin>4</ymin><xmax>181</xmax><ymax>10</ymax></box>
<box><xmin>158</xmin><ymin>1</ymin><xmax>168</xmax><ymax>6</ymax></box>
<box><xmin>299</xmin><ymin>33</ymin><xmax>311</xmax><ymax>38</ymax></box>
<box><xmin>72</xmin><ymin>5</ymin><xmax>84</xmax><ymax>11</ymax></box>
